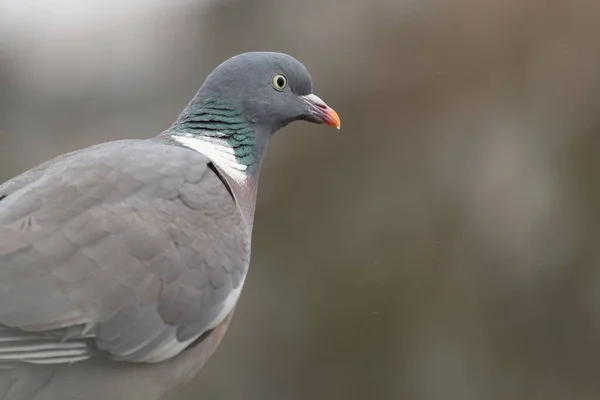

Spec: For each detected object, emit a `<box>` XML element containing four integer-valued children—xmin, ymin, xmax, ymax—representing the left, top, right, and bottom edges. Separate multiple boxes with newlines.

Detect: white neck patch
<box><xmin>174</xmin><ymin>136</ymin><xmax>249</xmax><ymax>182</ymax></box>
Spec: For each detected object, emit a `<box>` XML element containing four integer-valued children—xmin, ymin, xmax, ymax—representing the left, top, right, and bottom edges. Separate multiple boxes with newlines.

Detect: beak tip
<box><xmin>326</xmin><ymin>108</ymin><xmax>341</xmax><ymax>130</ymax></box>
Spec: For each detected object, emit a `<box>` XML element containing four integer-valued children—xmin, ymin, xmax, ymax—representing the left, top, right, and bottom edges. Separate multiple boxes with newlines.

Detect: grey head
<box><xmin>164</xmin><ymin>52</ymin><xmax>340</xmax><ymax>183</ymax></box>
<box><xmin>177</xmin><ymin>52</ymin><xmax>339</xmax><ymax>132</ymax></box>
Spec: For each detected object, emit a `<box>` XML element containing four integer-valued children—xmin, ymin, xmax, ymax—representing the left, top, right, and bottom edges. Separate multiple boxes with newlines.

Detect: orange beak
<box><xmin>302</xmin><ymin>94</ymin><xmax>341</xmax><ymax>130</ymax></box>
<box><xmin>321</xmin><ymin>106</ymin><xmax>341</xmax><ymax>130</ymax></box>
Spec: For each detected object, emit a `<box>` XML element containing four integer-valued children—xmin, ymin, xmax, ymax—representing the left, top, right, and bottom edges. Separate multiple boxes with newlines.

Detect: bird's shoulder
<box><xmin>0</xmin><ymin>139</ymin><xmax>221</xmax><ymax>222</ymax></box>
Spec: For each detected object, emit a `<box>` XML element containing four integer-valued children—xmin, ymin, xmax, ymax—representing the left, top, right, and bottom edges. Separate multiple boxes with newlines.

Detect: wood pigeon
<box><xmin>0</xmin><ymin>52</ymin><xmax>340</xmax><ymax>400</ymax></box>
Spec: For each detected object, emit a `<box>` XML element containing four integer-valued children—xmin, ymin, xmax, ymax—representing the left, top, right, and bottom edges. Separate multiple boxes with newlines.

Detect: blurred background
<box><xmin>2</xmin><ymin>0</ymin><xmax>600</xmax><ymax>399</ymax></box>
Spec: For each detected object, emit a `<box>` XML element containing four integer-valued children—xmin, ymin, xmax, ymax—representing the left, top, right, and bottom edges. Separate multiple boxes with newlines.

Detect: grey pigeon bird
<box><xmin>0</xmin><ymin>52</ymin><xmax>340</xmax><ymax>400</ymax></box>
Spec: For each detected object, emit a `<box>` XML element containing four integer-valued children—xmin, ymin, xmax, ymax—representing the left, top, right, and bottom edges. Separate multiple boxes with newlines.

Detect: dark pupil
<box><xmin>277</xmin><ymin>77</ymin><xmax>285</xmax><ymax>87</ymax></box>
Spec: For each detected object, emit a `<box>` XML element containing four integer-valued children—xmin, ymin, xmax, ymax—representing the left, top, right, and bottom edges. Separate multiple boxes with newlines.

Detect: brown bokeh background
<box><xmin>2</xmin><ymin>1</ymin><xmax>600</xmax><ymax>399</ymax></box>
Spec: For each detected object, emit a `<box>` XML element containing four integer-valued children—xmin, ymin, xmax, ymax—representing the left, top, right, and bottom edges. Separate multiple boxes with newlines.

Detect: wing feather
<box><xmin>0</xmin><ymin>139</ymin><xmax>250</xmax><ymax>365</ymax></box>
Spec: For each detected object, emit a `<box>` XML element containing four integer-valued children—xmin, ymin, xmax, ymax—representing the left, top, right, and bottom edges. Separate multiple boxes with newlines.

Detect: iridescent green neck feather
<box><xmin>170</xmin><ymin>98</ymin><xmax>257</xmax><ymax>171</ymax></box>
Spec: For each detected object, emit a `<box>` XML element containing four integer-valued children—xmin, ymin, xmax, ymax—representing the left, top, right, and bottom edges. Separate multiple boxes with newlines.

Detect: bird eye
<box><xmin>271</xmin><ymin>73</ymin><xmax>288</xmax><ymax>91</ymax></box>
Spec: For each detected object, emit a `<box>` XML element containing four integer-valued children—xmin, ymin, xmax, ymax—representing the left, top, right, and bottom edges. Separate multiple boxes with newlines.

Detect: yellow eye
<box><xmin>271</xmin><ymin>73</ymin><xmax>288</xmax><ymax>91</ymax></box>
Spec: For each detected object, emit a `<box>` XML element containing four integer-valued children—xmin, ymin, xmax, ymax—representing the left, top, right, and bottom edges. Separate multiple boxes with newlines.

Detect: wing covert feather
<box><xmin>0</xmin><ymin>139</ymin><xmax>250</xmax><ymax>363</ymax></box>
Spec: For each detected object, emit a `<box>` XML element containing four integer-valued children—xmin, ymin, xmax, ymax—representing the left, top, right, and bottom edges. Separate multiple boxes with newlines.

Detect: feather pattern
<box><xmin>0</xmin><ymin>139</ymin><xmax>251</xmax><ymax>366</ymax></box>
<box><xmin>0</xmin><ymin>326</ymin><xmax>90</xmax><ymax>364</ymax></box>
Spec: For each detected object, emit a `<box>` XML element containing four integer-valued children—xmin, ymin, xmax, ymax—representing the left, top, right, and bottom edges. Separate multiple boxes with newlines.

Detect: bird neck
<box><xmin>162</xmin><ymin>97</ymin><xmax>270</xmax><ymax>230</ymax></box>
<box><xmin>167</xmin><ymin>97</ymin><xmax>269</xmax><ymax>179</ymax></box>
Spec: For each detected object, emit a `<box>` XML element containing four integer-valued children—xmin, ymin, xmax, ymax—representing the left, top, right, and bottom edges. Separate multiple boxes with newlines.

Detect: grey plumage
<box><xmin>0</xmin><ymin>140</ymin><xmax>248</xmax><ymax>361</ymax></box>
<box><xmin>0</xmin><ymin>52</ymin><xmax>340</xmax><ymax>399</ymax></box>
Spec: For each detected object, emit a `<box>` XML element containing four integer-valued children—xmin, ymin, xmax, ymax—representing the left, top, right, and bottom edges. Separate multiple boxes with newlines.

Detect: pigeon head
<box><xmin>167</xmin><ymin>52</ymin><xmax>340</xmax><ymax>184</ymax></box>
<box><xmin>195</xmin><ymin>52</ymin><xmax>340</xmax><ymax>132</ymax></box>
